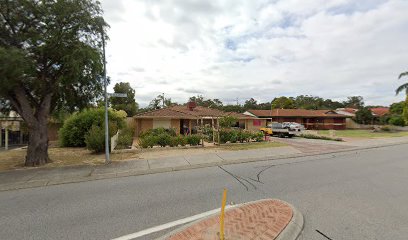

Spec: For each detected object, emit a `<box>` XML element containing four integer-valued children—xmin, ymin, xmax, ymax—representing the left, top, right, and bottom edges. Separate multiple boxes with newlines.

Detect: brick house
<box><xmin>244</xmin><ymin>109</ymin><xmax>349</xmax><ymax>130</ymax></box>
<box><xmin>134</xmin><ymin>104</ymin><xmax>265</xmax><ymax>137</ymax></box>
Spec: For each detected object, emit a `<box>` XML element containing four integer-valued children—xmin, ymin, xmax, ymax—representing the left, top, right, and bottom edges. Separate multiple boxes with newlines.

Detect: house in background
<box><xmin>335</xmin><ymin>107</ymin><xmax>390</xmax><ymax>117</ymax></box>
<box><xmin>133</xmin><ymin>103</ymin><xmax>264</xmax><ymax>137</ymax></box>
<box><xmin>369</xmin><ymin>107</ymin><xmax>390</xmax><ymax>117</ymax></box>
<box><xmin>244</xmin><ymin>109</ymin><xmax>349</xmax><ymax>130</ymax></box>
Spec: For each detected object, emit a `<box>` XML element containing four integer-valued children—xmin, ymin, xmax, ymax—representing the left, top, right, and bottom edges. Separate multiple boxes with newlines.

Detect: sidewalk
<box><xmin>158</xmin><ymin>199</ymin><xmax>303</xmax><ymax>240</ymax></box>
<box><xmin>1</xmin><ymin>136</ymin><xmax>408</xmax><ymax>192</ymax></box>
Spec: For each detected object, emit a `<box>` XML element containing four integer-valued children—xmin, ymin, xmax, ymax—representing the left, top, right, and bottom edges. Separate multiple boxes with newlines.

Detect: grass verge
<box><xmin>317</xmin><ymin>130</ymin><xmax>408</xmax><ymax>138</ymax></box>
<box><xmin>0</xmin><ymin>147</ymin><xmax>140</xmax><ymax>172</ymax></box>
<box><xmin>219</xmin><ymin>141</ymin><xmax>287</xmax><ymax>151</ymax></box>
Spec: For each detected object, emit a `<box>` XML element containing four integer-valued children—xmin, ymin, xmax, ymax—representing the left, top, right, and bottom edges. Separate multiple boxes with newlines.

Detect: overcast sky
<box><xmin>100</xmin><ymin>0</ymin><xmax>408</xmax><ymax>107</ymax></box>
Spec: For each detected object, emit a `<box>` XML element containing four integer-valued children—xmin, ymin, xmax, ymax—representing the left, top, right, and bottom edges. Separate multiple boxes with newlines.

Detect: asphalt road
<box><xmin>1</xmin><ymin>144</ymin><xmax>408</xmax><ymax>240</ymax></box>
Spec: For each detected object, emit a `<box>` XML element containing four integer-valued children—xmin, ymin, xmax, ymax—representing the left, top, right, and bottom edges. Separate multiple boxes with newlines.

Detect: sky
<box><xmin>100</xmin><ymin>0</ymin><xmax>408</xmax><ymax>107</ymax></box>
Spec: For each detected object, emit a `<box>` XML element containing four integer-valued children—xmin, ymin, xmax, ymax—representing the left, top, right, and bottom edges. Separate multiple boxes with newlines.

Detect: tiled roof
<box><xmin>339</xmin><ymin>108</ymin><xmax>358</xmax><ymax>114</ymax></box>
<box><xmin>134</xmin><ymin>106</ymin><xmax>253</xmax><ymax>119</ymax></box>
<box><xmin>247</xmin><ymin>109</ymin><xmax>349</xmax><ymax>118</ymax></box>
<box><xmin>370</xmin><ymin>107</ymin><xmax>389</xmax><ymax>116</ymax></box>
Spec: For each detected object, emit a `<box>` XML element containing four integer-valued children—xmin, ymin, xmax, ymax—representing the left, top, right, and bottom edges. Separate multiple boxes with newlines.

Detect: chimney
<box><xmin>187</xmin><ymin>101</ymin><xmax>197</xmax><ymax>111</ymax></box>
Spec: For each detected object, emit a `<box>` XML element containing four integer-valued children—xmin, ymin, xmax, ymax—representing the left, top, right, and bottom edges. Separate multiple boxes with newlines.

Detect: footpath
<box><xmin>1</xmin><ymin>136</ymin><xmax>408</xmax><ymax>192</ymax></box>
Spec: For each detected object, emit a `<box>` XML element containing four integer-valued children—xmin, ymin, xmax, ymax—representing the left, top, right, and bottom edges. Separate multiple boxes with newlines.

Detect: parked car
<box><xmin>282</xmin><ymin>122</ymin><xmax>305</xmax><ymax>132</ymax></box>
<box><xmin>259</xmin><ymin>122</ymin><xmax>300</xmax><ymax>138</ymax></box>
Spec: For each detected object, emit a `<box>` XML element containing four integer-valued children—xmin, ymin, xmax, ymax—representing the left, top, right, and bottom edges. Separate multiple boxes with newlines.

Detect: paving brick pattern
<box><xmin>165</xmin><ymin>199</ymin><xmax>293</xmax><ymax>240</ymax></box>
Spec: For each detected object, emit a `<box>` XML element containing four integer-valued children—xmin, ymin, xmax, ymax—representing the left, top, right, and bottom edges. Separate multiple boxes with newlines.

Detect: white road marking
<box><xmin>111</xmin><ymin>204</ymin><xmax>238</xmax><ymax>240</ymax></box>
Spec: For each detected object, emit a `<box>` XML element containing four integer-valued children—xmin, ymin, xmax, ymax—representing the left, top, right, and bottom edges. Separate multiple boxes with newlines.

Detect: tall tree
<box><xmin>0</xmin><ymin>0</ymin><xmax>107</xmax><ymax>166</ymax></box>
<box><xmin>111</xmin><ymin>82</ymin><xmax>138</xmax><ymax>116</ymax></box>
<box><xmin>354</xmin><ymin>107</ymin><xmax>374</xmax><ymax>124</ymax></box>
<box><xmin>343</xmin><ymin>96</ymin><xmax>364</xmax><ymax>109</ymax></box>
<box><xmin>271</xmin><ymin>96</ymin><xmax>296</xmax><ymax>109</ymax></box>
<box><xmin>148</xmin><ymin>94</ymin><xmax>173</xmax><ymax>109</ymax></box>
<box><xmin>244</xmin><ymin>98</ymin><xmax>258</xmax><ymax>109</ymax></box>
<box><xmin>396</xmin><ymin>70</ymin><xmax>408</xmax><ymax>123</ymax></box>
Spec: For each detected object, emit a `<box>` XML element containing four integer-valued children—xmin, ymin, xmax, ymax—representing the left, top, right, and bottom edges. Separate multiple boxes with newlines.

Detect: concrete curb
<box><xmin>156</xmin><ymin>199</ymin><xmax>303</xmax><ymax>240</ymax></box>
<box><xmin>276</xmin><ymin>203</ymin><xmax>304</xmax><ymax>240</ymax></box>
<box><xmin>1</xmin><ymin>141</ymin><xmax>408</xmax><ymax>192</ymax></box>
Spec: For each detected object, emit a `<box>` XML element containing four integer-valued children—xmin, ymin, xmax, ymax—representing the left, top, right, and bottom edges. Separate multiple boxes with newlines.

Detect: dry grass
<box><xmin>0</xmin><ymin>141</ymin><xmax>287</xmax><ymax>172</ymax></box>
<box><xmin>0</xmin><ymin>147</ymin><xmax>141</xmax><ymax>172</ymax></box>
<box><xmin>317</xmin><ymin>130</ymin><xmax>408</xmax><ymax>138</ymax></box>
<box><xmin>219</xmin><ymin>141</ymin><xmax>287</xmax><ymax>151</ymax></box>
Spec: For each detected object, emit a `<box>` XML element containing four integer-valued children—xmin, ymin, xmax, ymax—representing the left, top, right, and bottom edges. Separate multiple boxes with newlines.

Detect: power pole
<box><xmin>102</xmin><ymin>27</ymin><xmax>110</xmax><ymax>164</ymax></box>
<box><xmin>162</xmin><ymin>93</ymin><xmax>165</xmax><ymax>108</ymax></box>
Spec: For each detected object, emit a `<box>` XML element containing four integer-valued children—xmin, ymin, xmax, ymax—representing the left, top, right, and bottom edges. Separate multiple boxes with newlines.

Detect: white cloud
<box><xmin>101</xmin><ymin>0</ymin><xmax>408</xmax><ymax>107</ymax></box>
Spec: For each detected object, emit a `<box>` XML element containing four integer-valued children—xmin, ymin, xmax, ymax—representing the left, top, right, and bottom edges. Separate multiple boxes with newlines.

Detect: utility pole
<box><xmin>162</xmin><ymin>93</ymin><xmax>165</xmax><ymax>108</ymax></box>
<box><xmin>102</xmin><ymin>26</ymin><xmax>110</xmax><ymax>164</ymax></box>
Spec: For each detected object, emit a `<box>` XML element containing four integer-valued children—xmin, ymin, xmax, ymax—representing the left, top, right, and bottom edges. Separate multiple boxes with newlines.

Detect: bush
<box><xmin>388</xmin><ymin>115</ymin><xmax>405</xmax><ymax>126</ymax></box>
<box><xmin>139</xmin><ymin>127</ymin><xmax>177</xmax><ymax>138</ymax></box>
<box><xmin>85</xmin><ymin>125</ymin><xmax>106</xmax><ymax>153</ymax></box>
<box><xmin>219</xmin><ymin>130</ymin><xmax>232</xmax><ymax>143</ymax></box>
<box><xmin>238</xmin><ymin>130</ymin><xmax>252</xmax><ymax>143</ymax></box>
<box><xmin>202</xmin><ymin>126</ymin><xmax>213</xmax><ymax>142</ymax></box>
<box><xmin>168</xmin><ymin>135</ymin><xmax>187</xmax><ymax>147</ymax></box>
<box><xmin>156</xmin><ymin>133</ymin><xmax>171</xmax><ymax>147</ymax></box>
<box><xmin>139</xmin><ymin>135</ymin><xmax>158</xmax><ymax>148</ymax></box>
<box><xmin>59</xmin><ymin>108</ymin><xmax>125</xmax><ymax>147</ymax></box>
<box><xmin>380</xmin><ymin>126</ymin><xmax>391</xmax><ymax>132</ymax></box>
<box><xmin>186</xmin><ymin>134</ymin><xmax>202</xmax><ymax>146</ymax></box>
<box><xmin>219</xmin><ymin>116</ymin><xmax>238</xmax><ymax>128</ymax></box>
<box><xmin>117</xmin><ymin>126</ymin><xmax>134</xmax><ymax>149</ymax></box>
<box><xmin>300</xmin><ymin>133</ymin><xmax>343</xmax><ymax>141</ymax></box>
<box><xmin>252</xmin><ymin>131</ymin><xmax>264</xmax><ymax>142</ymax></box>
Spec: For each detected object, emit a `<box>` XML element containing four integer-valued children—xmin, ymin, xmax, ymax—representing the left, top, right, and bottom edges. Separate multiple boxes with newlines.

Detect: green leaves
<box><xmin>0</xmin><ymin>0</ymin><xmax>108</xmax><ymax>113</ymax></box>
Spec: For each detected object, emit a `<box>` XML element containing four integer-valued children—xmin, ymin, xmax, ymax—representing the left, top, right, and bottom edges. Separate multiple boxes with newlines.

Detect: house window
<box><xmin>253</xmin><ymin>120</ymin><xmax>261</xmax><ymax>126</ymax></box>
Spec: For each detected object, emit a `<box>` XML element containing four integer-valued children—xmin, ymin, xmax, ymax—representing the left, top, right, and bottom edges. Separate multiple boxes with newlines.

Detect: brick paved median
<box><xmin>164</xmin><ymin>199</ymin><xmax>293</xmax><ymax>240</ymax></box>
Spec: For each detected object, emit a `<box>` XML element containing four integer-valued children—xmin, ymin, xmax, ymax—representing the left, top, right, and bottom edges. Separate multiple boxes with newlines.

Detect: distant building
<box><xmin>134</xmin><ymin>104</ymin><xmax>263</xmax><ymax>137</ymax></box>
<box><xmin>244</xmin><ymin>109</ymin><xmax>349</xmax><ymax>130</ymax></box>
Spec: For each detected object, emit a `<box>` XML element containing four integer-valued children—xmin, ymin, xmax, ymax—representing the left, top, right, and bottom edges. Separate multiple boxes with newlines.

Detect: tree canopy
<box><xmin>0</xmin><ymin>0</ymin><xmax>107</xmax><ymax>165</ymax></box>
<box><xmin>111</xmin><ymin>82</ymin><xmax>138</xmax><ymax>116</ymax></box>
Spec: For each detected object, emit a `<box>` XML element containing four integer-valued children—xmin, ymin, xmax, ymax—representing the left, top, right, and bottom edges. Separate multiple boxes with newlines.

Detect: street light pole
<box><xmin>102</xmin><ymin>27</ymin><xmax>110</xmax><ymax>164</ymax></box>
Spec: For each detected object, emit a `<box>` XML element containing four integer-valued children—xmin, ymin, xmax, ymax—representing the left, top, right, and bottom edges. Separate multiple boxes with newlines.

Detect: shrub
<box><xmin>85</xmin><ymin>125</ymin><xmax>106</xmax><ymax>153</ymax></box>
<box><xmin>59</xmin><ymin>108</ymin><xmax>125</xmax><ymax>147</ymax></box>
<box><xmin>239</xmin><ymin>130</ymin><xmax>252</xmax><ymax>143</ymax></box>
<box><xmin>202</xmin><ymin>126</ymin><xmax>213</xmax><ymax>142</ymax></box>
<box><xmin>219</xmin><ymin>130</ymin><xmax>232</xmax><ymax>143</ymax></box>
<box><xmin>219</xmin><ymin>116</ymin><xmax>238</xmax><ymax>128</ymax></box>
<box><xmin>169</xmin><ymin>136</ymin><xmax>178</xmax><ymax>147</ymax></box>
<box><xmin>117</xmin><ymin>126</ymin><xmax>134</xmax><ymax>149</ymax></box>
<box><xmin>178</xmin><ymin>135</ymin><xmax>187</xmax><ymax>146</ymax></box>
<box><xmin>139</xmin><ymin>135</ymin><xmax>158</xmax><ymax>148</ymax></box>
<box><xmin>186</xmin><ymin>134</ymin><xmax>201</xmax><ymax>146</ymax></box>
<box><xmin>139</xmin><ymin>127</ymin><xmax>177</xmax><ymax>138</ymax></box>
<box><xmin>252</xmin><ymin>131</ymin><xmax>264</xmax><ymax>142</ymax></box>
<box><xmin>230</xmin><ymin>130</ymin><xmax>238</xmax><ymax>143</ymax></box>
<box><xmin>388</xmin><ymin>115</ymin><xmax>405</xmax><ymax>126</ymax></box>
<box><xmin>380</xmin><ymin>126</ymin><xmax>391</xmax><ymax>132</ymax></box>
<box><xmin>300</xmin><ymin>133</ymin><xmax>343</xmax><ymax>141</ymax></box>
<box><xmin>157</xmin><ymin>133</ymin><xmax>171</xmax><ymax>147</ymax></box>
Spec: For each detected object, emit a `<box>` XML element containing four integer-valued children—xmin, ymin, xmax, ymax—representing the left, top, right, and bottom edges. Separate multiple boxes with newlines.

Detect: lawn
<box><xmin>220</xmin><ymin>141</ymin><xmax>287</xmax><ymax>151</ymax></box>
<box><xmin>0</xmin><ymin>147</ymin><xmax>140</xmax><ymax>172</ymax></box>
<box><xmin>317</xmin><ymin>130</ymin><xmax>408</xmax><ymax>138</ymax></box>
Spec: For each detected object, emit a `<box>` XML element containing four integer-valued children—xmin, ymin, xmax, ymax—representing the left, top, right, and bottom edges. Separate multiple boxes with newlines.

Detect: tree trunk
<box><xmin>25</xmin><ymin>119</ymin><xmax>50</xmax><ymax>166</ymax></box>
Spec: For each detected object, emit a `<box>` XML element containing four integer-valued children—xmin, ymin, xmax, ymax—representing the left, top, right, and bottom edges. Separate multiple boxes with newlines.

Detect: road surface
<box><xmin>1</xmin><ymin>144</ymin><xmax>407</xmax><ymax>239</ymax></box>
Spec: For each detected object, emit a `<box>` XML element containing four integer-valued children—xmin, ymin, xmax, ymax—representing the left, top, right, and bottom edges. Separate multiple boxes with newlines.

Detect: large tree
<box><xmin>271</xmin><ymin>96</ymin><xmax>296</xmax><ymax>109</ymax></box>
<box><xmin>343</xmin><ymin>96</ymin><xmax>365</xmax><ymax>109</ymax></box>
<box><xmin>0</xmin><ymin>0</ymin><xmax>107</xmax><ymax>166</ymax></box>
<box><xmin>111</xmin><ymin>82</ymin><xmax>139</xmax><ymax>116</ymax></box>
<box><xmin>396</xmin><ymin>70</ymin><xmax>408</xmax><ymax>123</ymax></box>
